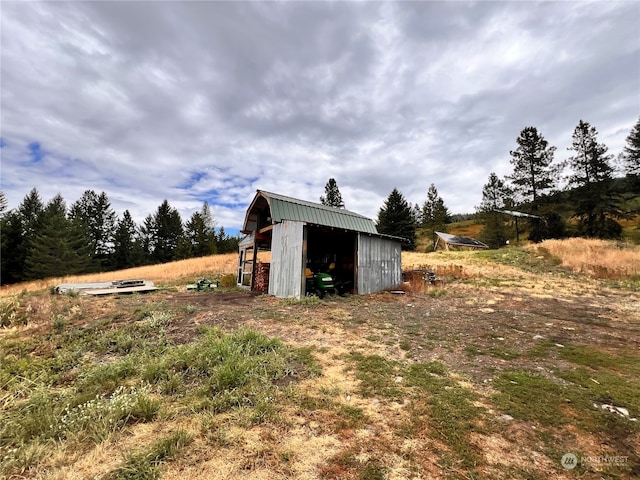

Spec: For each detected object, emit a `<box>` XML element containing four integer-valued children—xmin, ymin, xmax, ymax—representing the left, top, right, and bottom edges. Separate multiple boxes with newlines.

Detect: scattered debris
<box><xmin>498</xmin><ymin>414</ymin><xmax>514</xmax><ymax>422</ymax></box>
<box><xmin>595</xmin><ymin>403</ymin><xmax>638</xmax><ymax>421</ymax></box>
<box><xmin>533</xmin><ymin>334</ymin><xmax>544</xmax><ymax>340</ymax></box>
<box><xmin>402</xmin><ymin>269</ymin><xmax>436</xmax><ymax>284</ymax></box>
<box><xmin>186</xmin><ymin>277</ymin><xmax>219</xmax><ymax>291</ymax></box>
<box><xmin>56</xmin><ymin>279</ymin><xmax>157</xmax><ymax>296</ymax></box>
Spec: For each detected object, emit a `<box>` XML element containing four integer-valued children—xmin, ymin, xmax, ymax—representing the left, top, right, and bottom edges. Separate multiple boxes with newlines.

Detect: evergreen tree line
<box><xmin>0</xmin><ymin>190</ymin><xmax>239</xmax><ymax>285</ymax></box>
<box><xmin>374</xmin><ymin>118</ymin><xmax>640</xmax><ymax>250</ymax></box>
<box><xmin>2</xmin><ymin>117</ymin><xmax>638</xmax><ymax>283</ymax></box>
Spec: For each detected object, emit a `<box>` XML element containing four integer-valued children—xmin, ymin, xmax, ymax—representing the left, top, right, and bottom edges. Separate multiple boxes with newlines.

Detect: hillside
<box><xmin>1</xmin><ymin>241</ymin><xmax>639</xmax><ymax>479</ymax></box>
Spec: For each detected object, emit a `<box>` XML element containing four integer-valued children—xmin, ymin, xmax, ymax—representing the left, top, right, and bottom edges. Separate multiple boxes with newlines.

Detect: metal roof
<box><xmin>494</xmin><ymin>209</ymin><xmax>541</xmax><ymax>219</ymax></box>
<box><xmin>249</xmin><ymin>190</ymin><xmax>378</xmax><ymax>234</ymax></box>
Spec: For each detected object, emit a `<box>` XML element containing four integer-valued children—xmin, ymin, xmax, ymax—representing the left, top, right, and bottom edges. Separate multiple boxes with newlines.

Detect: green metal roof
<box><xmin>254</xmin><ymin>190</ymin><xmax>378</xmax><ymax>234</ymax></box>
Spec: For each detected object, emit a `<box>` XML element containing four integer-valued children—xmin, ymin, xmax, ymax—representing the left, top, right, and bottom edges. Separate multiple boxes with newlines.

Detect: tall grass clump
<box><xmin>106</xmin><ymin>429</ymin><xmax>193</xmax><ymax>480</ymax></box>
<box><xmin>138</xmin><ymin>328</ymin><xmax>315</xmax><ymax>421</ymax></box>
<box><xmin>0</xmin><ymin>295</ymin><xmax>28</xmax><ymax>327</ymax></box>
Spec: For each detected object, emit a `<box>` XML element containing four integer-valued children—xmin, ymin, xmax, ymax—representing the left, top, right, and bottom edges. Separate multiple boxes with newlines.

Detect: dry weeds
<box><xmin>0</xmin><ymin>254</ymin><xmax>240</xmax><ymax>297</ymax></box>
<box><xmin>530</xmin><ymin>238</ymin><xmax>640</xmax><ymax>278</ymax></box>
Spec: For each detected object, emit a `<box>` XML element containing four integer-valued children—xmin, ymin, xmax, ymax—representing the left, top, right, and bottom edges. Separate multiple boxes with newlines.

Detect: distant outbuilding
<box><xmin>238</xmin><ymin>190</ymin><xmax>407</xmax><ymax>299</ymax></box>
<box><xmin>433</xmin><ymin>231</ymin><xmax>489</xmax><ymax>251</ymax></box>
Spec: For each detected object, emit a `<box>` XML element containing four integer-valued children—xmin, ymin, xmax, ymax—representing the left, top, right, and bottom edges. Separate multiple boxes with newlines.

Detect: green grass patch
<box><xmin>345</xmin><ymin>352</ymin><xmax>402</xmax><ymax>400</ymax></box>
<box><xmin>556</xmin><ymin>367</ymin><xmax>640</xmax><ymax>435</ymax></box>
<box><xmin>405</xmin><ymin>362</ymin><xmax>483</xmax><ymax>470</ymax></box>
<box><xmin>347</xmin><ymin>356</ymin><xmax>483</xmax><ymax>471</ymax></box>
<box><xmin>0</xmin><ymin>322</ymin><xmax>318</xmax><ymax>477</ymax></box>
<box><xmin>475</xmin><ymin>247</ymin><xmax>568</xmax><ymax>276</ymax></box>
<box><xmin>336</xmin><ymin>405</ymin><xmax>368</xmax><ymax>430</ymax></box>
<box><xmin>558</xmin><ymin>344</ymin><xmax>640</xmax><ymax>375</ymax></box>
<box><xmin>106</xmin><ymin>429</ymin><xmax>193</xmax><ymax>480</ymax></box>
<box><xmin>493</xmin><ymin>369</ymin><xmax>570</xmax><ymax>426</ymax></box>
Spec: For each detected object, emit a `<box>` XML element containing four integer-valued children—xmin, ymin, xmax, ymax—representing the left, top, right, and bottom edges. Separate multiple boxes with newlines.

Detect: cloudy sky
<box><xmin>1</xmin><ymin>1</ymin><xmax>638</xmax><ymax>234</ymax></box>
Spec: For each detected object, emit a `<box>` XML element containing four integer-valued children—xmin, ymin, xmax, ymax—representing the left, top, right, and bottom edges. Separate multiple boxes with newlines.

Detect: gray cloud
<box><xmin>1</xmin><ymin>0</ymin><xmax>638</xmax><ymax>232</ymax></box>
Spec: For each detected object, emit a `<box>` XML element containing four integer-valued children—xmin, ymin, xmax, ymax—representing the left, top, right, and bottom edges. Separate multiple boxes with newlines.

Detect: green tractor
<box><xmin>186</xmin><ymin>277</ymin><xmax>219</xmax><ymax>291</ymax></box>
<box><xmin>306</xmin><ymin>269</ymin><xmax>338</xmax><ymax>298</ymax></box>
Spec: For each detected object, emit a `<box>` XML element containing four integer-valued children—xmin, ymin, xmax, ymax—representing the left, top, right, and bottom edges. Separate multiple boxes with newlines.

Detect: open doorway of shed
<box><xmin>238</xmin><ymin>225</ymin><xmax>357</xmax><ymax>296</ymax></box>
<box><xmin>305</xmin><ymin>226</ymin><xmax>356</xmax><ymax>296</ymax></box>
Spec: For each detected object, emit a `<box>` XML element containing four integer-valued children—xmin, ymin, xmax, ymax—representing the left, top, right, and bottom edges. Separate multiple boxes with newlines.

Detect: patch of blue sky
<box><xmin>224</xmin><ymin>227</ymin><xmax>241</xmax><ymax>237</ymax></box>
<box><xmin>198</xmin><ymin>189</ymin><xmax>247</xmax><ymax>210</ymax></box>
<box><xmin>28</xmin><ymin>142</ymin><xmax>44</xmax><ymax>163</ymax></box>
<box><xmin>180</xmin><ymin>170</ymin><xmax>208</xmax><ymax>189</ymax></box>
<box><xmin>0</xmin><ymin>138</ymin><xmax>6</xmax><ymax>148</ymax></box>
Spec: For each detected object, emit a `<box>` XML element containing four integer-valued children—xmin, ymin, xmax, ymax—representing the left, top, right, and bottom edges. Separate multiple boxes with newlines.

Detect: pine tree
<box><xmin>421</xmin><ymin>184</ymin><xmax>450</xmax><ymax>233</ymax></box>
<box><xmin>25</xmin><ymin>194</ymin><xmax>92</xmax><ymax>279</ymax></box>
<box><xmin>112</xmin><ymin>210</ymin><xmax>143</xmax><ymax>269</ymax></box>
<box><xmin>216</xmin><ymin>226</ymin><xmax>239</xmax><ymax>253</ymax></box>
<box><xmin>3</xmin><ymin>188</ymin><xmax>45</xmax><ymax>282</ymax></box>
<box><xmin>137</xmin><ymin>215</ymin><xmax>155</xmax><ymax>263</ymax></box>
<box><xmin>151</xmin><ymin>200</ymin><xmax>184</xmax><ymax>263</ymax></box>
<box><xmin>411</xmin><ymin>203</ymin><xmax>422</xmax><ymax>225</ymax></box>
<box><xmin>620</xmin><ymin>117</ymin><xmax>640</xmax><ymax>178</ymax></box>
<box><xmin>0</xmin><ymin>191</ymin><xmax>7</xmax><ymax>215</ymax></box>
<box><xmin>69</xmin><ymin>190</ymin><xmax>116</xmax><ymax>270</ymax></box>
<box><xmin>507</xmin><ymin>126</ymin><xmax>558</xmax><ymax>211</ymax></box>
<box><xmin>477</xmin><ymin>173</ymin><xmax>513</xmax><ymax>248</ymax></box>
<box><xmin>376</xmin><ymin>188</ymin><xmax>416</xmax><ymax>250</ymax></box>
<box><xmin>201</xmin><ymin>201</ymin><xmax>217</xmax><ymax>232</ymax></box>
<box><xmin>185</xmin><ymin>211</ymin><xmax>217</xmax><ymax>257</ymax></box>
<box><xmin>19</xmin><ymin>188</ymin><xmax>45</xmax><ymax>239</ymax></box>
<box><xmin>320</xmin><ymin>178</ymin><xmax>345</xmax><ymax>208</ymax></box>
<box><xmin>1</xmin><ymin>210</ymin><xmax>24</xmax><ymax>284</ymax></box>
<box><xmin>174</xmin><ymin>235</ymin><xmax>193</xmax><ymax>260</ymax></box>
<box><xmin>566</xmin><ymin>120</ymin><xmax>622</xmax><ymax>238</ymax></box>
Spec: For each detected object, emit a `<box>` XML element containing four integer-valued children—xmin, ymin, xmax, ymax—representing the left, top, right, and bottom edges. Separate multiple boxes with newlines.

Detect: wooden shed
<box><xmin>238</xmin><ymin>190</ymin><xmax>406</xmax><ymax>299</ymax></box>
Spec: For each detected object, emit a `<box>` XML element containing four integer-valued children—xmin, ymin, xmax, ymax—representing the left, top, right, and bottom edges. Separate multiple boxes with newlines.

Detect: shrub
<box><xmin>219</xmin><ymin>274</ymin><xmax>237</xmax><ymax>288</ymax></box>
<box><xmin>0</xmin><ymin>296</ymin><xmax>27</xmax><ymax>328</ymax></box>
<box><xmin>107</xmin><ymin>430</ymin><xmax>192</xmax><ymax>480</ymax></box>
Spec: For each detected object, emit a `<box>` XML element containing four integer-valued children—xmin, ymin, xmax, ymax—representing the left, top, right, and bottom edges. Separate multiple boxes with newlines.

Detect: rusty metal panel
<box><xmin>269</xmin><ymin>220</ymin><xmax>304</xmax><ymax>298</ymax></box>
<box><xmin>357</xmin><ymin>234</ymin><xmax>403</xmax><ymax>294</ymax></box>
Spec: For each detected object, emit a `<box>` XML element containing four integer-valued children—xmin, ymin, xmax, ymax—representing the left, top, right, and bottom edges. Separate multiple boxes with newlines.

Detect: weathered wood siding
<box><xmin>357</xmin><ymin>235</ymin><xmax>402</xmax><ymax>294</ymax></box>
<box><xmin>269</xmin><ymin>220</ymin><xmax>304</xmax><ymax>298</ymax></box>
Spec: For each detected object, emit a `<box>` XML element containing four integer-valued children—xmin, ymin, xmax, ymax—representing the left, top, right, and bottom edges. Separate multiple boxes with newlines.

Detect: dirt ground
<box><xmin>101</xmin><ymin>266</ymin><xmax>640</xmax><ymax>478</ymax></box>
<box><xmin>4</xmin><ymin>261</ymin><xmax>640</xmax><ymax>479</ymax></box>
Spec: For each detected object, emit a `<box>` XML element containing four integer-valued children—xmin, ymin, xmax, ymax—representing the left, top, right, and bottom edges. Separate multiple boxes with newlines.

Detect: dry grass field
<box><xmin>529</xmin><ymin>238</ymin><xmax>640</xmax><ymax>279</ymax></box>
<box><xmin>1</xmin><ymin>241</ymin><xmax>639</xmax><ymax>480</ymax></box>
<box><xmin>0</xmin><ymin>254</ymin><xmax>240</xmax><ymax>297</ymax></box>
